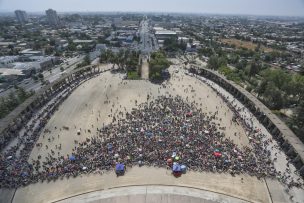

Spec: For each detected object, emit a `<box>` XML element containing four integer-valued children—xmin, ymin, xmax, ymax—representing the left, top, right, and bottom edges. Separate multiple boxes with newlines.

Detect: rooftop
<box><xmin>155</xmin><ymin>30</ymin><xmax>177</xmax><ymax>35</ymax></box>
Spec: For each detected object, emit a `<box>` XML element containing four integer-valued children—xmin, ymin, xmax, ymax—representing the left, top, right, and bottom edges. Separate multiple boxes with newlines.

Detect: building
<box><xmin>155</xmin><ymin>30</ymin><xmax>177</xmax><ymax>40</ymax></box>
<box><xmin>0</xmin><ymin>56</ymin><xmax>19</xmax><ymax>67</ymax></box>
<box><xmin>95</xmin><ymin>44</ymin><xmax>107</xmax><ymax>52</ymax></box>
<box><xmin>45</xmin><ymin>9</ymin><xmax>59</xmax><ymax>26</ymax></box>
<box><xmin>73</xmin><ymin>40</ymin><xmax>94</xmax><ymax>44</ymax></box>
<box><xmin>14</xmin><ymin>10</ymin><xmax>28</xmax><ymax>24</ymax></box>
<box><xmin>19</xmin><ymin>49</ymin><xmax>43</xmax><ymax>56</ymax></box>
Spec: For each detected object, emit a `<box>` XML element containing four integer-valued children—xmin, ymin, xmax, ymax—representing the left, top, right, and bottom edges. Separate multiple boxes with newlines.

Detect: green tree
<box><xmin>207</xmin><ymin>55</ymin><xmax>227</xmax><ymax>70</ymax></box>
<box><xmin>38</xmin><ymin>73</ymin><xmax>44</xmax><ymax>79</ymax></box>
<box><xmin>291</xmin><ymin>101</ymin><xmax>304</xmax><ymax>142</ymax></box>
<box><xmin>248</xmin><ymin>60</ymin><xmax>261</xmax><ymax>77</ymax></box>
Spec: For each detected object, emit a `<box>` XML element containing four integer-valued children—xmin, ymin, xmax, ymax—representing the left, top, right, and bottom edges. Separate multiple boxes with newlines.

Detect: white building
<box><xmin>155</xmin><ymin>30</ymin><xmax>177</xmax><ymax>40</ymax></box>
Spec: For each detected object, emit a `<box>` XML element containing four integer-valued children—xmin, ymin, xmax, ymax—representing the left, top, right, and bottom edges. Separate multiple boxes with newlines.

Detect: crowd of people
<box><xmin>0</xmin><ymin>93</ymin><xmax>277</xmax><ymax>188</ymax></box>
<box><xmin>0</xmin><ymin>68</ymin><xmax>302</xmax><ymax>193</ymax></box>
<box><xmin>0</xmin><ymin>75</ymin><xmax>98</xmax><ymax>188</ymax></box>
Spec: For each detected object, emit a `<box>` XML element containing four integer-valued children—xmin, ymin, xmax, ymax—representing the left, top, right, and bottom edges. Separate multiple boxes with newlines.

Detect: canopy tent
<box><xmin>115</xmin><ymin>163</ymin><xmax>125</xmax><ymax>172</ymax></box>
<box><xmin>172</xmin><ymin>164</ymin><xmax>182</xmax><ymax>172</ymax></box>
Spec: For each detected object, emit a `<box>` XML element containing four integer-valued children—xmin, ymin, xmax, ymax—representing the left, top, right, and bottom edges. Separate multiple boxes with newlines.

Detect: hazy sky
<box><xmin>1</xmin><ymin>0</ymin><xmax>304</xmax><ymax>16</ymax></box>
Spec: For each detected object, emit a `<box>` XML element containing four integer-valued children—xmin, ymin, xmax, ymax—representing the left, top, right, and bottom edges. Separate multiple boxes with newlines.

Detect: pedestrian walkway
<box><xmin>141</xmin><ymin>57</ymin><xmax>149</xmax><ymax>80</ymax></box>
<box><xmin>56</xmin><ymin>185</ymin><xmax>250</xmax><ymax>203</ymax></box>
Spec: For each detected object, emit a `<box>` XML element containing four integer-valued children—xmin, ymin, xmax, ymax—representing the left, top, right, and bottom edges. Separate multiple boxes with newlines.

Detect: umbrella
<box><xmin>21</xmin><ymin>172</ymin><xmax>28</xmax><ymax>177</ymax></box>
<box><xmin>107</xmin><ymin>143</ymin><xmax>113</xmax><ymax>150</ymax></box>
<box><xmin>69</xmin><ymin>155</ymin><xmax>76</xmax><ymax>161</ymax></box>
<box><xmin>213</xmin><ymin>152</ymin><xmax>222</xmax><ymax>158</ymax></box>
<box><xmin>181</xmin><ymin>165</ymin><xmax>187</xmax><ymax>172</ymax></box>
<box><xmin>186</xmin><ymin>112</ymin><xmax>193</xmax><ymax>117</ymax></box>
<box><xmin>172</xmin><ymin>152</ymin><xmax>177</xmax><ymax>158</ymax></box>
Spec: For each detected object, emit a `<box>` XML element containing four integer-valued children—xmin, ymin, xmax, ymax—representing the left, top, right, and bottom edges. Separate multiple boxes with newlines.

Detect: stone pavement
<box><xmin>56</xmin><ymin>185</ymin><xmax>250</xmax><ymax>203</ymax></box>
<box><xmin>13</xmin><ymin>167</ymin><xmax>271</xmax><ymax>203</ymax></box>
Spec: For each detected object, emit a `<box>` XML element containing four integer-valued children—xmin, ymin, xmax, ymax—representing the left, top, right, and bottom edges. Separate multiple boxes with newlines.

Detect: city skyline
<box><xmin>1</xmin><ymin>0</ymin><xmax>304</xmax><ymax>17</ymax></box>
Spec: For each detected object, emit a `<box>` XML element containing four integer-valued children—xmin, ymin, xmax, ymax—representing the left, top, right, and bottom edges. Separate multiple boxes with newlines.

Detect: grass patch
<box><xmin>127</xmin><ymin>71</ymin><xmax>141</xmax><ymax>80</ymax></box>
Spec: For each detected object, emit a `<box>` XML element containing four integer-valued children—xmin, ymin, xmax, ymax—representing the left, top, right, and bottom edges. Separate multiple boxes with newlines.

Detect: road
<box><xmin>0</xmin><ymin>55</ymin><xmax>84</xmax><ymax>97</ymax></box>
<box><xmin>139</xmin><ymin>18</ymin><xmax>159</xmax><ymax>55</ymax></box>
<box><xmin>138</xmin><ymin>18</ymin><xmax>159</xmax><ymax>80</ymax></box>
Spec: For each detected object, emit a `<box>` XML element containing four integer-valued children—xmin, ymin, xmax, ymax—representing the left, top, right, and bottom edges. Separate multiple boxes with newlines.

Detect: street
<box><xmin>0</xmin><ymin>55</ymin><xmax>84</xmax><ymax>97</ymax></box>
<box><xmin>139</xmin><ymin>18</ymin><xmax>158</xmax><ymax>55</ymax></box>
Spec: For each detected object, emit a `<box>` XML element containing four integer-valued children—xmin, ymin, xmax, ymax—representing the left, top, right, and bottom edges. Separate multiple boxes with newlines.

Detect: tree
<box><xmin>16</xmin><ymin>87</ymin><xmax>28</xmax><ymax>102</ymax></box>
<box><xmin>236</xmin><ymin>59</ymin><xmax>247</xmax><ymax>70</ymax></box>
<box><xmin>291</xmin><ymin>101</ymin><xmax>304</xmax><ymax>142</ymax></box>
<box><xmin>45</xmin><ymin>47</ymin><xmax>54</xmax><ymax>55</ymax></box>
<box><xmin>32</xmin><ymin>75</ymin><xmax>38</xmax><ymax>82</ymax></box>
<box><xmin>49</xmin><ymin>39</ymin><xmax>56</xmax><ymax>46</ymax></box>
<box><xmin>84</xmin><ymin>55</ymin><xmax>90</xmax><ymax>66</ymax></box>
<box><xmin>38</xmin><ymin>73</ymin><xmax>44</xmax><ymax>79</ymax></box>
<box><xmin>263</xmin><ymin>82</ymin><xmax>284</xmax><ymax>109</ymax></box>
<box><xmin>207</xmin><ymin>55</ymin><xmax>227</xmax><ymax>70</ymax></box>
<box><xmin>248</xmin><ymin>60</ymin><xmax>261</xmax><ymax>77</ymax></box>
<box><xmin>149</xmin><ymin>51</ymin><xmax>171</xmax><ymax>81</ymax></box>
<box><xmin>198</xmin><ymin>47</ymin><xmax>213</xmax><ymax>57</ymax></box>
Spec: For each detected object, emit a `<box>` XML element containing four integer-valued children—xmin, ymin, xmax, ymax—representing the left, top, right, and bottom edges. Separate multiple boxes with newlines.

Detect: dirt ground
<box><xmin>220</xmin><ymin>38</ymin><xmax>274</xmax><ymax>53</ymax></box>
<box><xmin>29</xmin><ymin>64</ymin><xmax>249</xmax><ymax>163</ymax></box>
<box><xmin>11</xmin><ymin>62</ymin><xmax>303</xmax><ymax>203</ymax></box>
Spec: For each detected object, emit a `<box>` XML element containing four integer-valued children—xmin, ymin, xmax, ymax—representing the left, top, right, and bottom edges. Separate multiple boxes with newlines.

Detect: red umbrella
<box><xmin>213</xmin><ymin>152</ymin><xmax>222</xmax><ymax>157</ymax></box>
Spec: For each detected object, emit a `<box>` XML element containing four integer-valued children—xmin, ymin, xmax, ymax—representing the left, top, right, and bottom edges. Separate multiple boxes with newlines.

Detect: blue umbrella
<box><xmin>69</xmin><ymin>155</ymin><xmax>76</xmax><ymax>161</ymax></box>
<box><xmin>181</xmin><ymin>165</ymin><xmax>187</xmax><ymax>173</ymax></box>
<box><xmin>107</xmin><ymin>143</ymin><xmax>113</xmax><ymax>150</ymax></box>
<box><xmin>21</xmin><ymin>171</ymin><xmax>28</xmax><ymax>177</ymax></box>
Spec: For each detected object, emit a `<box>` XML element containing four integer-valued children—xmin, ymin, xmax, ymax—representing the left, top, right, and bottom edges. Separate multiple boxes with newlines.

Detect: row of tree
<box><xmin>100</xmin><ymin>49</ymin><xmax>140</xmax><ymax>72</ymax></box>
<box><xmin>207</xmin><ymin>54</ymin><xmax>304</xmax><ymax>142</ymax></box>
<box><xmin>76</xmin><ymin>55</ymin><xmax>91</xmax><ymax>69</ymax></box>
<box><xmin>0</xmin><ymin>87</ymin><xmax>34</xmax><ymax>119</ymax></box>
<box><xmin>149</xmin><ymin>51</ymin><xmax>171</xmax><ymax>81</ymax></box>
